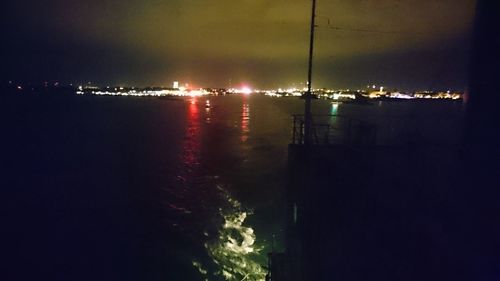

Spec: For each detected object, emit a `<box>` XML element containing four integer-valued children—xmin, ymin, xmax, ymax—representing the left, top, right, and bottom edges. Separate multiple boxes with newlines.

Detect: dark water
<box><xmin>1</xmin><ymin>94</ymin><xmax>463</xmax><ymax>281</ymax></box>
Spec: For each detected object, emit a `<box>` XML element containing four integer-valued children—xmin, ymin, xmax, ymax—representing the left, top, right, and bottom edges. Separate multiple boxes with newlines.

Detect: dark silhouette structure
<box><xmin>277</xmin><ymin>1</ymin><xmax>500</xmax><ymax>280</ymax></box>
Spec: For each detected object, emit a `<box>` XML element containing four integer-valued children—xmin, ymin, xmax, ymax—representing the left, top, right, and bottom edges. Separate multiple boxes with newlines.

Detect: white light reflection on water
<box><xmin>193</xmin><ymin>186</ymin><xmax>266</xmax><ymax>281</ymax></box>
<box><xmin>241</xmin><ymin>97</ymin><xmax>250</xmax><ymax>142</ymax></box>
<box><xmin>331</xmin><ymin>102</ymin><xmax>339</xmax><ymax>115</ymax></box>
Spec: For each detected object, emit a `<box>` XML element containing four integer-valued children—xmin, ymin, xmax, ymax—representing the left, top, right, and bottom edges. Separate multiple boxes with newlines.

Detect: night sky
<box><xmin>4</xmin><ymin>0</ymin><xmax>476</xmax><ymax>90</ymax></box>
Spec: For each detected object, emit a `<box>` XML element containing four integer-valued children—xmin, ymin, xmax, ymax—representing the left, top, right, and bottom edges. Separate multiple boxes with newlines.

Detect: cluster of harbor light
<box><xmin>257</xmin><ymin>87</ymin><xmax>305</xmax><ymax>97</ymax></box>
<box><xmin>259</xmin><ymin>86</ymin><xmax>462</xmax><ymax>100</ymax></box>
<box><xmin>364</xmin><ymin>86</ymin><xmax>462</xmax><ymax>100</ymax></box>
<box><xmin>76</xmin><ymin>86</ymin><xmax>212</xmax><ymax>97</ymax></box>
<box><xmin>75</xmin><ymin>82</ymin><xmax>462</xmax><ymax>101</ymax></box>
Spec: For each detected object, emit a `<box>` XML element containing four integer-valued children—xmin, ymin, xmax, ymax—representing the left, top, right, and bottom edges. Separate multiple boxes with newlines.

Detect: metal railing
<box><xmin>292</xmin><ymin>114</ymin><xmax>377</xmax><ymax>145</ymax></box>
<box><xmin>291</xmin><ymin>114</ymin><xmax>462</xmax><ymax>146</ymax></box>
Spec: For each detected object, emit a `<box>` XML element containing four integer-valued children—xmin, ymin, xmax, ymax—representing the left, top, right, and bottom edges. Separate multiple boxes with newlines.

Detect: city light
<box><xmin>66</xmin><ymin>83</ymin><xmax>464</xmax><ymax>101</ymax></box>
<box><xmin>76</xmin><ymin>87</ymin><xmax>212</xmax><ymax>97</ymax></box>
<box><xmin>241</xmin><ymin>87</ymin><xmax>252</xmax><ymax>95</ymax></box>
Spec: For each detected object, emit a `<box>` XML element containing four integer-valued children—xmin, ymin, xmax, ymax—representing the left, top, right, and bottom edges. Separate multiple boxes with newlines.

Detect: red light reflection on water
<box><xmin>183</xmin><ymin>97</ymin><xmax>200</xmax><ymax>168</ymax></box>
<box><xmin>241</xmin><ymin>97</ymin><xmax>250</xmax><ymax>142</ymax></box>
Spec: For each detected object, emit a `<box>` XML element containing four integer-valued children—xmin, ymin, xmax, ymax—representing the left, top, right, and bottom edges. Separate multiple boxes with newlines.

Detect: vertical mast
<box><xmin>304</xmin><ymin>0</ymin><xmax>317</xmax><ymax>145</ymax></box>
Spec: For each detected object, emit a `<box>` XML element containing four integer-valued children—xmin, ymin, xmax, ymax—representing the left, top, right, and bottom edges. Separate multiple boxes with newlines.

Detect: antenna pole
<box><xmin>304</xmin><ymin>0</ymin><xmax>317</xmax><ymax>145</ymax></box>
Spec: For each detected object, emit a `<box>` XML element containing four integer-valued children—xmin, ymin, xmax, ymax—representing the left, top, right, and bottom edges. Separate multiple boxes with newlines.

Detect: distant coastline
<box><xmin>2</xmin><ymin>81</ymin><xmax>463</xmax><ymax>102</ymax></box>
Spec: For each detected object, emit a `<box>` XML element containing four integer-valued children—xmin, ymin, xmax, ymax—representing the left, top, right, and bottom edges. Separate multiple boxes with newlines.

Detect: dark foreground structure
<box><xmin>286</xmin><ymin>137</ymin><xmax>463</xmax><ymax>281</ymax></box>
<box><xmin>271</xmin><ymin>1</ymin><xmax>500</xmax><ymax>280</ymax></box>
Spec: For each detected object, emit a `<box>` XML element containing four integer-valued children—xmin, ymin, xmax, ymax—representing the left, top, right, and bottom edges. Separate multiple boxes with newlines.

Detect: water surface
<box><xmin>2</xmin><ymin>94</ymin><xmax>463</xmax><ymax>281</ymax></box>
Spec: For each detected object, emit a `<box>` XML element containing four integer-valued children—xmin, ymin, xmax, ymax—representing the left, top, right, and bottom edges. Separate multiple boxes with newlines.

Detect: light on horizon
<box><xmin>241</xmin><ymin>87</ymin><xmax>252</xmax><ymax>95</ymax></box>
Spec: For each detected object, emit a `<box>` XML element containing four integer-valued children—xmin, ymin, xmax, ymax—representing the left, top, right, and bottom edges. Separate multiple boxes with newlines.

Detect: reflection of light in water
<box><xmin>331</xmin><ymin>102</ymin><xmax>339</xmax><ymax>115</ymax></box>
<box><xmin>205</xmin><ymin>100</ymin><xmax>211</xmax><ymax>123</ymax></box>
<box><xmin>331</xmin><ymin>102</ymin><xmax>339</xmax><ymax>123</ymax></box>
<box><xmin>183</xmin><ymin>98</ymin><xmax>200</xmax><ymax>167</ymax></box>
<box><xmin>168</xmin><ymin>97</ymin><xmax>200</xmax><ymax>218</ymax></box>
<box><xmin>193</xmin><ymin>187</ymin><xmax>266</xmax><ymax>281</ymax></box>
<box><xmin>241</xmin><ymin>98</ymin><xmax>250</xmax><ymax>142</ymax></box>
<box><xmin>192</xmin><ymin>261</ymin><xmax>208</xmax><ymax>275</ymax></box>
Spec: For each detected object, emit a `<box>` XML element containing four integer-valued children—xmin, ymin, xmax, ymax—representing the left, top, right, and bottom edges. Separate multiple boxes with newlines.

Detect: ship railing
<box><xmin>291</xmin><ymin>114</ymin><xmax>462</xmax><ymax>146</ymax></box>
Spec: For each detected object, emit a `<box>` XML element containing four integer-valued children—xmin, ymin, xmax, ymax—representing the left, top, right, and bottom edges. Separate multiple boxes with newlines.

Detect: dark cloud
<box><xmin>4</xmin><ymin>0</ymin><xmax>476</xmax><ymax>89</ymax></box>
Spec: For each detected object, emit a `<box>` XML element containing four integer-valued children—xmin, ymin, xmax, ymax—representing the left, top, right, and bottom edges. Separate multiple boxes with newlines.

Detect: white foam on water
<box><xmin>193</xmin><ymin>186</ymin><xmax>266</xmax><ymax>281</ymax></box>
